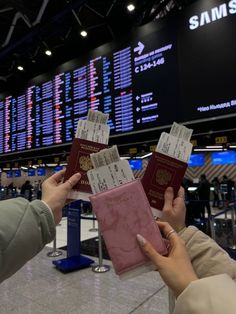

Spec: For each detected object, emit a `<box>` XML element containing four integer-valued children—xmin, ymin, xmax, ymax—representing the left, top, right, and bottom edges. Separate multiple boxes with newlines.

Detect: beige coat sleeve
<box><xmin>169</xmin><ymin>226</ymin><xmax>236</xmax><ymax>314</ymax></box>
<box><xmin>0</xmin><ymin>198</ymin><xmax>55</xmax><ymax>283</ymax></box>
<box><xmin>174</xmin><ymin>274</ymin><xmax>236</xmax><ymax>314</ymax></box>
<box><xmin>179</xmin><ymin>226</ymin><xmax>236</xmax><ymax>279</ymax></box>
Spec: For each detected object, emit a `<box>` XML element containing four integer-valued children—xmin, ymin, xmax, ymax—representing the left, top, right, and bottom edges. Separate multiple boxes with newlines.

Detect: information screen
<box><xmin>14</xmin><ymin>169</ymin><xmax>21</xmax><ymax>177</ymax></box>
<box><xmin>28</xmin><ymin>168</ymin><xmax>36</xmax><ymax>176</ymax></box>
<box><xmin>188</xmin><ymin>154</ymin><xmax>205</xmax><ymax>167</ymax></box>
<box><xmin>0</xmin><ymin>19</ymin><xmax>178</xmax><ymax>155</ymax></box>
<box><xmin>0</xmin><ymin>0</ymin><xmax>235</xmax><ymax>156</ymax></box>
<box><xmin>53</xmin><ymin>165</ymin><xmax>63</xmax><ymax>172</ymax></box>
<box><xmin>211</xmin><ymin>151</ymin><xmax>236</xmax><ymax>165</ymax></box>
<box><xmin>37</xmin><ymin>167</ymin><xmax>46</xmax><ymax>176</ymax></box>
<box><xmin>129</xmin><ymin>159</ymin><xmax>143</xmax><ymax>170</ymax></box>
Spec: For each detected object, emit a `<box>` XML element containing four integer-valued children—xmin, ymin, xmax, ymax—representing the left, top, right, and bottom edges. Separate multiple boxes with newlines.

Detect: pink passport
<box><xmin>90</xmin><ymin>180</ymin><xmax>167</xmax><ymax>277</ymax></box>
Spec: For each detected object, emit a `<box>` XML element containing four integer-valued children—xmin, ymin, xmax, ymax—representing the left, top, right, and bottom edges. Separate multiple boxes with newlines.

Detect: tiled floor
<box><xmin>0</xmin><ymin>216</ymin><xmax>169</xmax><ymax>314</ymax></box>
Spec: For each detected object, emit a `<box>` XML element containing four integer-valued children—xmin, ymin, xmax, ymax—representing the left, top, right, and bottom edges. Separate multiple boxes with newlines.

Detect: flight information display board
<box><xmin>0</xmin><ymin>22</ymin><xmax>178</xmax><ymax>155</ymax></box>
<box><xmin>0</xmin><ymin>0</ymin><xmax>235</xmax><ymax>156</ymax></box>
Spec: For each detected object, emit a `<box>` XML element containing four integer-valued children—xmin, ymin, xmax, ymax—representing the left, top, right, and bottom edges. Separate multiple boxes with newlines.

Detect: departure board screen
<box><xmin>0</xmin><ymin>21</ymin><xmax>178</xmax><ymax>155</ymax></box>
<box><xmin>0</xmin><ymin>0</ymin><xmax>235</xmax><ymax>156</ymax></box>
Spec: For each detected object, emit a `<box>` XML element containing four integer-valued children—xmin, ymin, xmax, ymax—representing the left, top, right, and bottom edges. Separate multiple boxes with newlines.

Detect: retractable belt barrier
<box><xmin>210</xmin><ymin>202</ymin><xmax>236</xmax><ymax>251</ymax></box>
<box><xmin>52</xmin><ymin>200</ymin><xmax>94</xmax><ymax>272</ymax></box>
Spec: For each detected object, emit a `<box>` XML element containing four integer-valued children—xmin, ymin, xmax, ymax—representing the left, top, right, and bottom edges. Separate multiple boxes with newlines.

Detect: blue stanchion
<box><xmin>53</xmin><ymin>200</ymin><xmax>94</xmax><ymax>272</ymax></box>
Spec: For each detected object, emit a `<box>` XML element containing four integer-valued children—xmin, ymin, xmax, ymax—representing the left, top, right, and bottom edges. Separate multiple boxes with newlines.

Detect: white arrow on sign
<box><xmin>134</xmin><ymin>42</ymin><xmax>144</xmax><ymax>55</ymax></box>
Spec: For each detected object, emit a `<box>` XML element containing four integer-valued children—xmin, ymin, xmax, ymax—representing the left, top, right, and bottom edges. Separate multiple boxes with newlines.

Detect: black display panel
<box><xmin>0</xmin><ymin>0</ymin><xmax>235</xmax><ymax>156</ymax></box>
<box><xmin>178</xmin><ymin>0</ymin><xmax>236</xmax><ymax>121</ymax></box>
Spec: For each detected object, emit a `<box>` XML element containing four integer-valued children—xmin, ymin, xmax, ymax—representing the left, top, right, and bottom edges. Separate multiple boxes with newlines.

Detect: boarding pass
<box><xmin>87</xmin><ymin>109</ymin><xmax>109</xmax><ymax>124</ymax></box>
<box><xmin>170</xmin><ymin>122</ymin><xmax>193</xmax><ymax>142</ymax></box>
<box><xmin>75</xmin><ymin>120</ymin><xmax>110</xmax><ymax>144</ymax></box>
<box><xmin>156</xmin><ymin>132</ymin><xmax>192</xmax><ymax>163</ymax></box>
<box><xmin>87</xmin><ymin>160</ymin><xmax>135</xmax><ymax>194</ymax></box>
<box><xmin>87</xmin><ymin>145</ymin><xmax>134</xmax><ymax>193</ymax></box>
<box><xmin>90</xmin><ymin>145</ymin><xmax>120</xmax><ymax>169</ymax></box>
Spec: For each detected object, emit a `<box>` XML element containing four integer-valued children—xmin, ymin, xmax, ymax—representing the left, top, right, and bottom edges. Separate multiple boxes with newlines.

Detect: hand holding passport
<box><xmin>65</xmin><ymin>113</ymin><xmax>192</xmax><ymax>279</ymax></box>
<box><xmin>90</xmin><ymin>180</ymin><xmax>167</xmax><ymax>279</ymax></box>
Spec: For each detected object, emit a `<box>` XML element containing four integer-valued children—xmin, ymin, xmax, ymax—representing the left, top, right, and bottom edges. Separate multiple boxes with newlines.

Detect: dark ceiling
<box><xmin>0</xmin><ymin>0</ymin><xmax>191</xmax><ymax>94</ymax></box>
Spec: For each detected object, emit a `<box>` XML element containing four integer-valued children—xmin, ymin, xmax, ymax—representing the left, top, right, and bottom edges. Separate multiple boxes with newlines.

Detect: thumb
<box><xmin>137</xmin><ymin>234</ymin><xmax>165</xmax><ymax>269</ymax></box>
<box><xmin>163</xmin><ymin>187</ymin><xmax>174</xmax><ymax>212</ymax></box>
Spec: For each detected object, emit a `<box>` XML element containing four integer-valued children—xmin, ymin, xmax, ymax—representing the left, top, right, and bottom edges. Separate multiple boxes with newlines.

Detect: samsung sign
<box><xmin>189</xmin><ymin>0</ymin><xmax>236</xmax><ymax>30</ymax></box>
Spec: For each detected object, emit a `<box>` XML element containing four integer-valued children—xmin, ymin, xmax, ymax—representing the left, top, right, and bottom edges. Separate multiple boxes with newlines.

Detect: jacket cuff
<box><xmin>30</xmin><ymin>200</ymin><xmax>56</xmax><ymax>243</ymax></box>
<box><xmin>174</xmin><ymin>274</ymin><xmax>236</xmax><ymax>314</ymax></box>
<box><xmin>178</xmin><ymin>225</ymin><xmax>198</xmax><ymax>242</ymax></box>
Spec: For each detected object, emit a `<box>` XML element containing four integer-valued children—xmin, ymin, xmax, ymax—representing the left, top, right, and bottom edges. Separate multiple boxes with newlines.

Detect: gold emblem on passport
<box><xmin>156</xmin><ymin>169</ymin><xmax>172</xmax><ymax>185</ymax></box>
<box><xmin>79</xmin><ymin>156</ymin><xmax>93</xmax><ymax>171</ymax></box>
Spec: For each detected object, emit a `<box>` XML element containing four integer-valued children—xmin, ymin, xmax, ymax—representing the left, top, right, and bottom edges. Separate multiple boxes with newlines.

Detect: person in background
<box><xmin>197</xmin><ymin>174</ymin><xmax>211</xmax><ymax>219</ymax></box>
<box><xmin>34</xmin><ymin>179</ymin><xmax>42</xmax><ymax>199</ymax></box>
<box><xmin>20</xmin><ymin>180</ymin><xmax>33</xmax><ymax>201</ymax></box>
<box><xmin>221</xmin><ymin>175</ymin><xmax>235</xmax><ymax>204</ymax></box>
<box><xmin>212</xmin><ymin>177</ymin><xmax>220</xmax><ymax>208</ymax></box>
<box><xmin>137</xmin><ymin>186</ymin><xmax>236</xmax><ymax>314</ymax></box>
<box><xmin>0</xmin><ymin>170</ymin><xmax>81</xmax><ymax>284</ymax></box>
<box><xmin>6</xmin><ymin>182</ymin><xmax>14</xmax><ymax>197</ymax></box>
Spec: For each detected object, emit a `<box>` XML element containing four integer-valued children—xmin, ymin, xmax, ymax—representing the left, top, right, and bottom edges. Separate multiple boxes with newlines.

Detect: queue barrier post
<box><xmin>47</xmin><ymin>232</ymin><xmax>63</xmax><ymax>257</ymax></box>
<box><xmin>52</xmin><ymin>200</ymin><xmax>94</xmax><ymax>272</ymax></box>
<box><xmin>228</xmin><ymin>203</ymin><xmax>236</xmax><ymax>250</ymax></box>
<box><xmin>89</xmin><ymin>212</ymin><xmax>98</xmax><ymax>232</ymax></box>
<box><xmin>92</xmin><ymin>227</ymin><xmax>110</xmax><ymax>273</ymax></box>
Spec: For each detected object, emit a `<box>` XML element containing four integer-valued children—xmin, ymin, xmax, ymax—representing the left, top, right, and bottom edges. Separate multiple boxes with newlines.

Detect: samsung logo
<box><xmin>189</xmin><ymin>0</ymin><xmax>236</xmax><ymax>30</ymax></box>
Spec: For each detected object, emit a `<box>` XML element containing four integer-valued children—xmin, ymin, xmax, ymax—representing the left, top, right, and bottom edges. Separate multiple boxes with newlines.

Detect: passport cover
<box><xmin>64</xmin><ymin>138</ymin><xmax>107</xmax><ymax>199</ymax></box>
<box><xmin>142</xmin><ymin>151</ymin><xmax>187</xmax><ymax>211</ymax></box>
<box><xmin>90</xmin><ymin>180</ymin><xmax>167</xmax><ymax>277</ymax></box>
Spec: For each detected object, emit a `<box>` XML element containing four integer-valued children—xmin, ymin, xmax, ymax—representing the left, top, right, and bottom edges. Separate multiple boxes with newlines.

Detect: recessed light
<box><xmin>17</xmin><ymin>66</ymin><xmax>24</xmax><ymax>71</ymax></box>
<box><xmin>127</xmin><ymin>3</ymin><xmax>135</xmax><ymax>12</ymax></box>
<box><xmin>80</xmin><ymin>30</ymin><xmax>87</xmax><ymax>37</ymax></box>
<box><xmin>45</xmin><ymin>50</ymin><xmax>52</xmax><ymax>56</ymax></box>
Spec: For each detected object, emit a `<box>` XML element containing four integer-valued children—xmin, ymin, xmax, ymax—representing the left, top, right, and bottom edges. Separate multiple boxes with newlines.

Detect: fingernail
<box><xmin>136</xmin><ymin>234</ymin><xmax>146</xmax><ymax>246</ymax></box>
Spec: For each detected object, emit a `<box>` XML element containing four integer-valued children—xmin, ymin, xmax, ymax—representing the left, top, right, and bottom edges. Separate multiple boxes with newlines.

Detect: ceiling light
<box><xmin>80</xmin><ymin>30</ymin><xmax>87</xmax><ymax>37</ymax></box>
<box><xmin>141</xmin><ymin>152</ymin><xmax>152</xmax><ymax>159</ymax></box>
<box><xmin>45</xmin><ymin>49</ymin><xmax>52</xmax><ymax>56</ymax></box>
<box><xmin>194</xmin><ymin>148</ymin><xmax>223</xmax><ymax>152</ymax></box>
<box><xmin>17</xmin><ymin>66</ymin><xmax>24</xmax><ymax>71</ymax></box>
<box><xmin>127</xmin><ymin>3</ymin><xmax>135</xmax><ymax>12</ymax></box>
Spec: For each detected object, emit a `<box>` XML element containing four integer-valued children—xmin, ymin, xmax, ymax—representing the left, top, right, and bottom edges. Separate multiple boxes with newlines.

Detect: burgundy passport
<box><xmin>90</xmin><ymin>180</ymin><xmax>167</xmax><ymax>278</ymax></box>
<box><xmin>142</xmin><ymin>151</ymin><xmax>187</xmax><ymax>212</ymax></box>
<box><xmin>64</xmin><ymin>138</ymin><xmax>107</xmax><ymax>198</ymax></box>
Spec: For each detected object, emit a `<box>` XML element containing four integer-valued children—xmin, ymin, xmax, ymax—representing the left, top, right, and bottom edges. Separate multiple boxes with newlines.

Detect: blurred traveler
<box><xmin>212</xmin><ymin>177</ymin><xmax>220</xmax><ymax>207</ymax></box>
<box><xmin>21</xmin><ymin>180</ymin><xmax>33</xmax><ymax>201</ymax></box>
